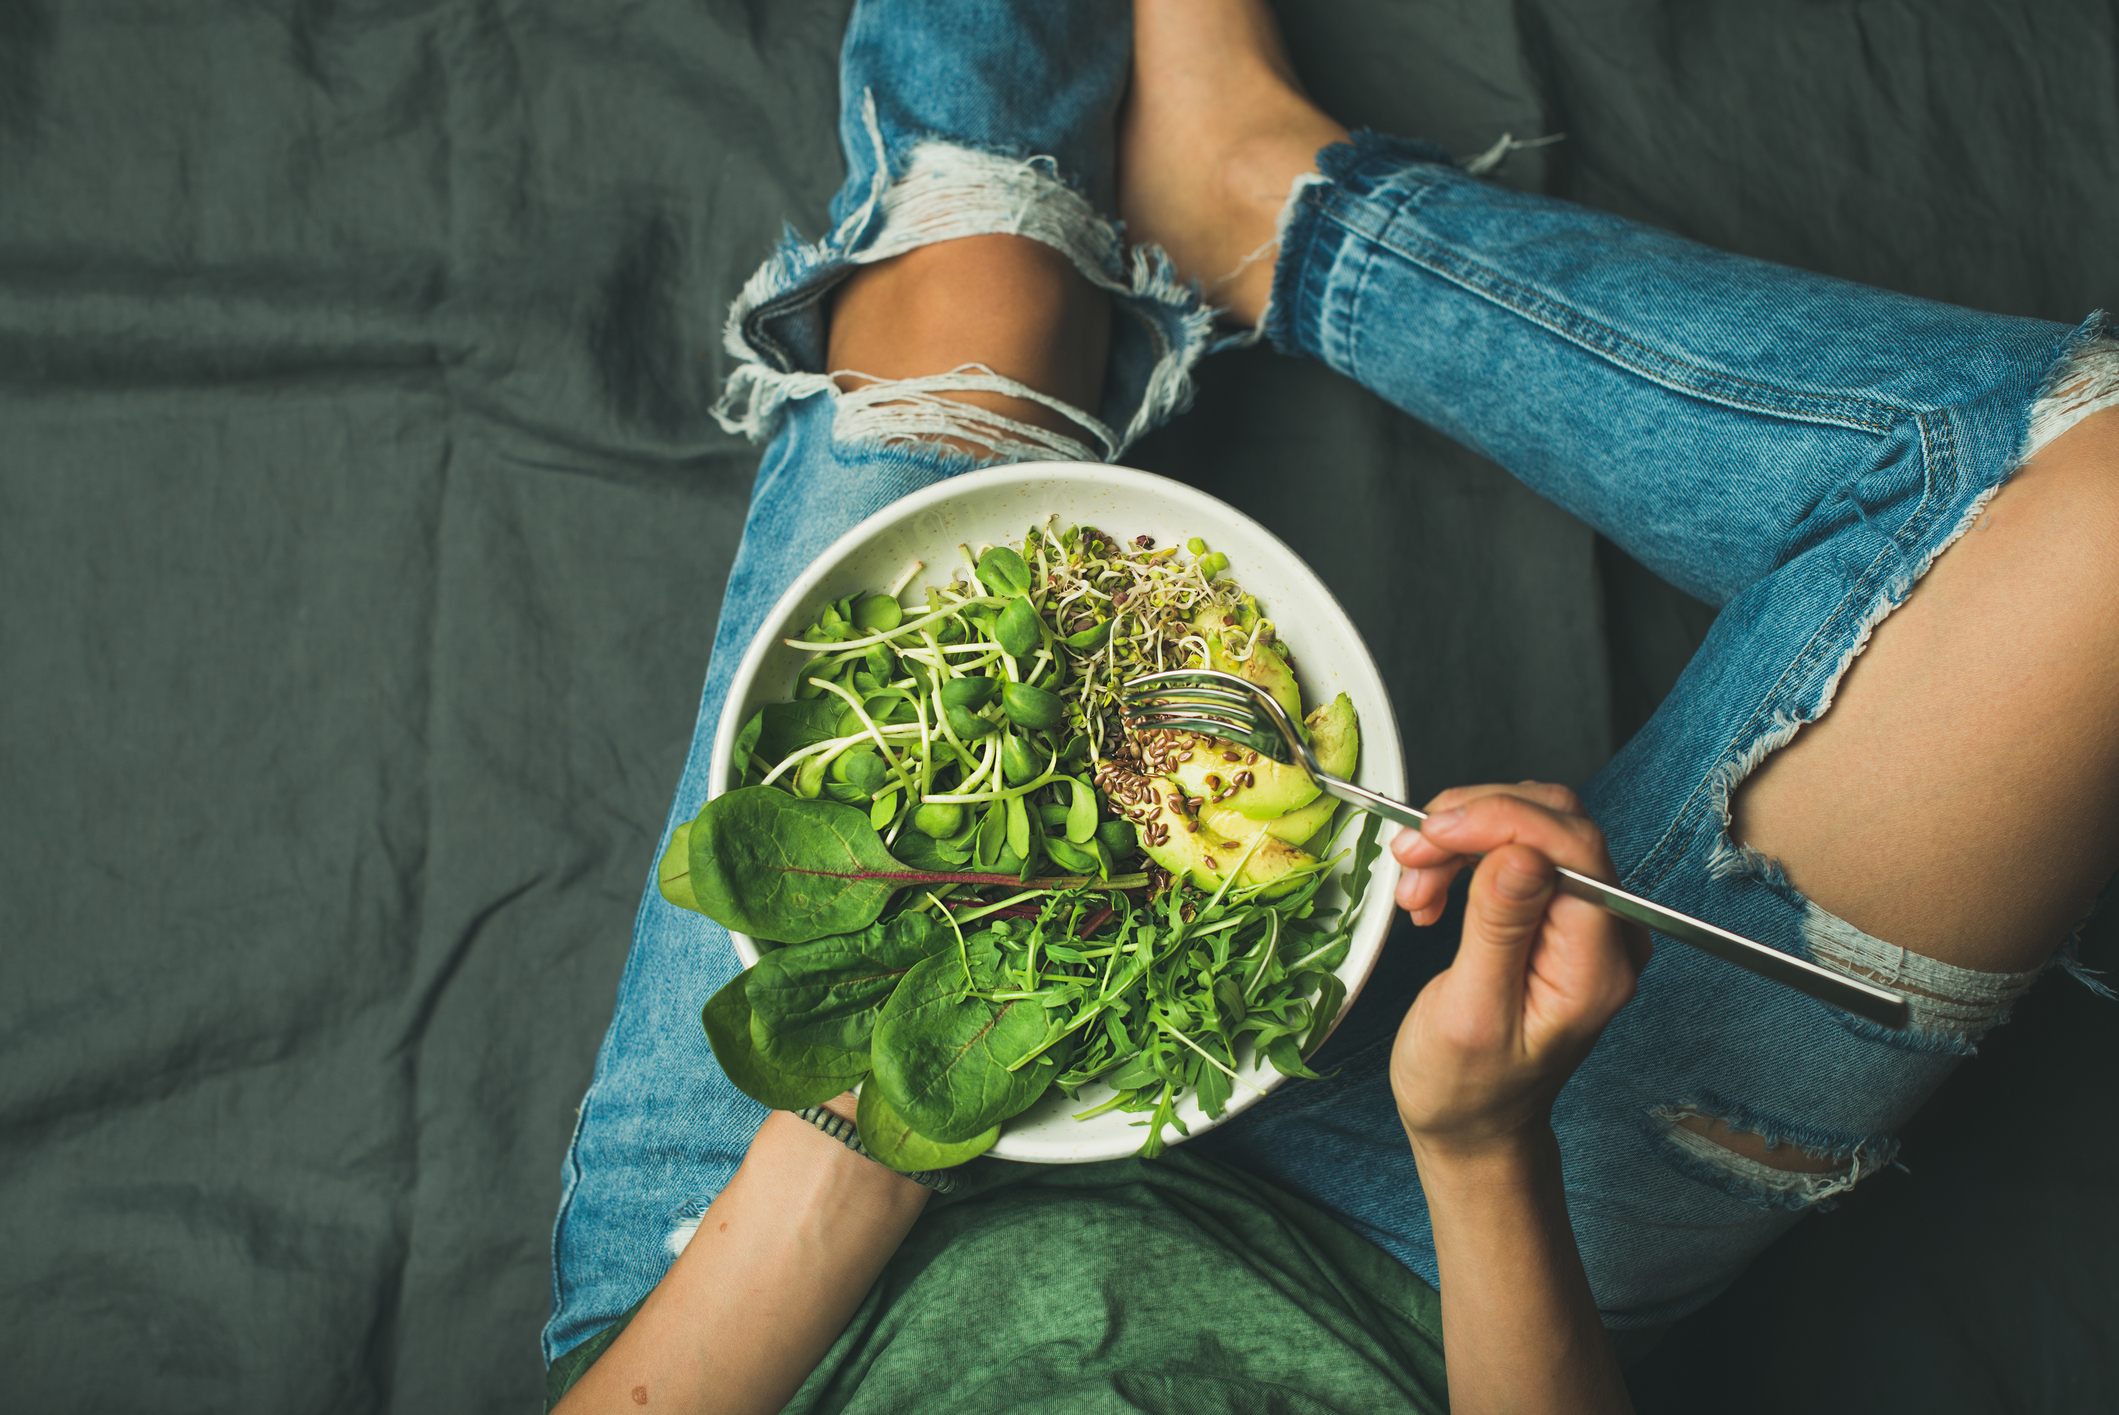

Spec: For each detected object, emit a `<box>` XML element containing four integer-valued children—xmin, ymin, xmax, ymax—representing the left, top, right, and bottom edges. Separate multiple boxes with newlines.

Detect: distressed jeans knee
<box><xmin>710</xmin><ymin>105</ymin><xmax>1216</xmax><ymax>467</ymax></box>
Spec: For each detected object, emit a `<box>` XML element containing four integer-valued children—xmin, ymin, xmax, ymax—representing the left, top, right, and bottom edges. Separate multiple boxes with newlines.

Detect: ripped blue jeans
<box><xmin>542</xmin><ymin>0</ymin><xmax>2119</xmax><ymax>1363</ymax></box>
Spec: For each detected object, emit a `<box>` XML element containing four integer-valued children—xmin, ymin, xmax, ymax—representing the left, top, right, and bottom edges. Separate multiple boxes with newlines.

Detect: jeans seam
<box><xmin>1315</xmin><ymin>191</ymin><xmax>1904</xmax><ymax>435</ymax></box>
<box><xmin>1338</xmin><ymin>214</ymin><xmax>1388</xmax><ymax>388</ymax></box>
<box><xmin>1627</xmin><ymin>405</ymin><xmax>1964</xmax><ymax>898</ymax></box>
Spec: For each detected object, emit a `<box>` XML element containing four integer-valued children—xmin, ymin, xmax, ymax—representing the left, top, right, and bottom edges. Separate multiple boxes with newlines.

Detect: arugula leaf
<box><xmin>1194</xmin><ymin>1043</ymin><xmax>1234</xmax><ymax>1119</ymax></box>
<box><xmin>869</xmin><ymin>951</ymin><xmax>1058</xmax><ymax>1143</ymax></box>
<box><xmin>1301</xmin><ymin>973</ymin><xmax>1348</xmax><ymax>1056</ymax></box>
<box><xmin>1266</xmin><ymin>1033</ymin><xmax>1323</xmax><ymax>1081</ymax></box>
<box><xmin>700</xmin><ymin>973</ymin><xmax>866</xmax><ymax>1110</ymax></box>
<box><xmin>856</xmin><ymin>1085</ymin><xmax>999</xmax><ymax>1173</ymax></box>
<box><xmin>1339</xmin><ymin>813</ymin><xmax>1384</xmax><ymax>919</ymax></box>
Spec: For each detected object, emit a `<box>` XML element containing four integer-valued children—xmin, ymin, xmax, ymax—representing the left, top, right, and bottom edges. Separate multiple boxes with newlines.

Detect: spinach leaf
<box><xmin>745</xmin><ymin>916</ymin><xmax>948</xmax><ymax>1051</ymax></box>
<box><xmin>856</xmin><ymin>1085</ymin><xmax>999</xmax><ymax>1174</ymax></box>
<box><xmin>733</xmin><ymin>710</ymin><xmax>765</xmax><ymax>781</ymax></box>
<box><xmin>685</xmin><ymin>786</ymin><xmax>908</xmax><ymax>943</ymax></box>
<box><xmin>657</xmin><ymin>820</ymin><xmax>698</xmax><ymax>912</ymax></box>
<box><xmin>700</xmin><ymin>973</ymin><xmax>866</xmax><ymax>1110</ymax></box>
<box><xmin>869</xmin><ymin>951</ymin><xmax>1057</xmax><ymax>1143</ymax></box>
<box><xmin>751</xmin><ymin>1005</ymin><xmax>870</xmax><ymax>1080</ymax></box>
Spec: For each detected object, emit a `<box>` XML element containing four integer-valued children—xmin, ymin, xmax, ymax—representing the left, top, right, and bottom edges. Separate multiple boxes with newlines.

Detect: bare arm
<box><xmin>1391</xmin><ymin>787</ymin><xmax>1651</xmax><ymax>1415</ymax></box>
<box><xmin>553</xmin><ymin>1097</ymin><xmax>928</xmax><ymax>1415</ymax></box>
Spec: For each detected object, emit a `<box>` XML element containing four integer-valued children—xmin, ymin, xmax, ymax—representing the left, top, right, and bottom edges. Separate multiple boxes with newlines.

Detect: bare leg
<box><xmin>1731</xmin><ymin>405</ymin><xmax>2119</xmax><ymax>974</ymax></box>
<box><xmin>1125</xmin><ymin>0</ymin><xmax>2119</xmax><ymax>978</ymax></box>
<box><xmin>827</xmin><ymin>234</ymin><xmax>1111</xmax><ymax>450</ymax></box>
<box><xmin>1123</xmin><ymin>0</ymin><xmax>2119</xmax><ymax>1196</ymax></box>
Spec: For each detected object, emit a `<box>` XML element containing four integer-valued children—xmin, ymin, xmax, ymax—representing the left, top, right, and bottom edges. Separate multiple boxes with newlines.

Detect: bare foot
<box><xmin>1120</xmin><ymin>0</ymin><xmax>1348</xmax><ymax>326</ymax></box>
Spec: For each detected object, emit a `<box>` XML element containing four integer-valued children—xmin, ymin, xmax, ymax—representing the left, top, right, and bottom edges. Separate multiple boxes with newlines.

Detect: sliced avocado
<box><xmin>1096</xmin><ymin>764</ymin><xmax>1317</xmax><ymax>898</ymax></box>
<box><xmin>1191</xmin><ymin>603</ymin><xmax>1302</xmax><ymax>723</ymax></box>
<box><xmin>1304</xmin><ymin>693</ymin><xmax>1360</xmax><ymax>777</ymax></box>
<box><xmin>1166</xmin><ymin>733</ymin><xmax>1319</xmax><ymax>820</ymax></box>
<box><xmin>1202</xmin><ymin>794</ymin><xmax>1336</xmax><ymax>849</ymax></box>
<box><xmin>1197</xmin><ymin>692</ymin><xmax>1360</xmax><ymax>847</ymax></box>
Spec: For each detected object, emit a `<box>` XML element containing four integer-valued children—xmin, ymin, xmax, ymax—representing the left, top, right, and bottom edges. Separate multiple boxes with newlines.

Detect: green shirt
<box><xmin>547</xmin><ymin>1149</ymin><xmax>1447</xmax><ymax>1413</ymax></box>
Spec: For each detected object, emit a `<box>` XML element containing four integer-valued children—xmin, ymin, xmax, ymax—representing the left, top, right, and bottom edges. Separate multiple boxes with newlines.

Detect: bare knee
<box><xmin>825</xmin><ymin>234</ymin><xmax>1111</xmax><ymax>455</ymax></box>
<box><xmin>1731</xmin><ymin>404</ymin><xmax>2119</xmax><ymax>975</ymax></box>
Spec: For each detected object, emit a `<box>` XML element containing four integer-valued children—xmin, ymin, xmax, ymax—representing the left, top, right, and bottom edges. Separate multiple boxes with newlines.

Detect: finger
<box><xmin>1398</xmin><ymin>781</ymin><xmax>1584</xmax><ymax>869</ymax></box>
<box><xmin>1418</xmin><ymin>792</ymin><xmax>1619</xmax><ymax>885</ymax></box>
<box><xmin>1394</xmin><ymin>864</ymin><xmax>1461</xmax><ymax>925</ymax></box>
<box><xmin>1421</xmin><ymin>780</ymin><xmax>1585</xmax><ymax>822</ymax></box>
<box><xmin>1454</xmin><ymin>843</ymin><xmax>1559</xmax><ymax>999</ymax></box>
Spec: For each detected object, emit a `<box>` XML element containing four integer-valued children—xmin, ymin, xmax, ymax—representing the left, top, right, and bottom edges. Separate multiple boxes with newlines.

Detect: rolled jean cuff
<box><xmin>709</xmin><ymin>94</ymin><xmax>1218</xmax><ymax>463</ymax></box>
<box><xmin>1260</xmin><ymin>131</ymin><xmax>1461</xmax><ymax>361</ymax></box>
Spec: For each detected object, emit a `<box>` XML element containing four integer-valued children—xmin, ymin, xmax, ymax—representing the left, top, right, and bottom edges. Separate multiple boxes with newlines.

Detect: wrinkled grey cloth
<box><xmin>3</xmin><ymin>2</ymin><xmax>2113</xmax><ymax>1411</ymax></box>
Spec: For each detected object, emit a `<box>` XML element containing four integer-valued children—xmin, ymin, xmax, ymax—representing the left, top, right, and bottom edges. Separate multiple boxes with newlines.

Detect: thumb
<box><xmin>1456</xmin><ymin>844</ymin><xmax>1557</xmax><ymax>996</ymax></box>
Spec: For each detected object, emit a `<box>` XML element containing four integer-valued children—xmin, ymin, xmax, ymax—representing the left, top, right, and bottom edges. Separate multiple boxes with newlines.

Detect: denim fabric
<box><xmin>545</xmin><ymin>18</ymin><xmax>2104</xmax><ymax>1362</ymax></box>
<box><xmin>1206</xmin><ymin>132</ymin><xmax>2099</xmax><ymax>1327</ymax></box>
<box><xmin>709</xmin><ymin>0</ymin><xmax>1210</xmax><ymax>460</ymax></box>
<box><xmin>542</xmin><ymin>0</ymin><xmax>1191</xmax><ymax>1361</ymax></box>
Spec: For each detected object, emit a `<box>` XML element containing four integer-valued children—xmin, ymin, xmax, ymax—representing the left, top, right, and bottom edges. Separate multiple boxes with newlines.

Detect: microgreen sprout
<box><xmin>679</xmin><ymin>524</ymin><xmax>1377</xmax><ymax>1167</ymax></box>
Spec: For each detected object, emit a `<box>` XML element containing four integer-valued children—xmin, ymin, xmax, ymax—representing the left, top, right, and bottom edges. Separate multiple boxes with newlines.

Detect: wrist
<box><xmin>1405</xmin><ymin>1119</ymin><xmax>1558</xmax><ymax>1197</ymax></box>
<box><xmin>753</xmin><ymin>1109</ymin><xmax>934</xmax><ymax>1213</ymax></box>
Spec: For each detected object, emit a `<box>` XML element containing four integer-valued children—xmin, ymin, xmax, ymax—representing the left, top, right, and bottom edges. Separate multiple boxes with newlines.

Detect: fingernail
<box><xmin>1497</xmin><ymin>860</ymin><xmax>1552</xmax><ymax>901</ymax></box>
<box><xmin>1422</xmin><ymin>808</ymin><xmax>1464</xmax><ymax>835</ymax></box>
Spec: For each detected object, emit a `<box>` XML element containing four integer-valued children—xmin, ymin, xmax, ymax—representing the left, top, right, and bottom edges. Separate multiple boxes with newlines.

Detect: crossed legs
<box><xmin>831</xmin><ymin>0</ymin><xmax>2118</xmax><ymax>1195</ymax></box>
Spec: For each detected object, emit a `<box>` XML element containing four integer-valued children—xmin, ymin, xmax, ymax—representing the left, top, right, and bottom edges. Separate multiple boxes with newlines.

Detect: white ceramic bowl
<box><xmin>708</xmin><ymin>463</ymin><xmax>1405</xmax><ymax>1162</ymax></box>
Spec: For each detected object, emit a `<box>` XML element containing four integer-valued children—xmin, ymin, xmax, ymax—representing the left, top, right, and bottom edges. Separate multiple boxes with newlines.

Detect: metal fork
<box><xmin>1121</xmin><ymin>669</ymin><xmax>1910</xmax><ymax>1030</ymax></box>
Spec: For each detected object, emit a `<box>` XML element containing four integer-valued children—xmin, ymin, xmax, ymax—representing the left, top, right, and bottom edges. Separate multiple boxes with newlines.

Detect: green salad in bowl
<box><xmin>671</xmin><ymin>464</ymin><xmax>1404</xmax><ymax>1168</ymax></box>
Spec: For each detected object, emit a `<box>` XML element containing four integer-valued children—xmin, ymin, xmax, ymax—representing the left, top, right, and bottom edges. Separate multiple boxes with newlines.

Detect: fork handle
<box><xmin>1314</xmin><ymin>778</ymin><xmax>1911</xmax><ymax>1030</ymax></box>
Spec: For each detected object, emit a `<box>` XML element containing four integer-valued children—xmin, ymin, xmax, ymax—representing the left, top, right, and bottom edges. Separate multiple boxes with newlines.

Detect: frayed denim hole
<box><xmin>1687</xmin><ymin>411</ymin><xmax>1998</xmax><ymax>906</ymax></box>
<box><xmin>1800</xmin><ymin>901</ymin><xmax>2043</xmax><ymax>1055</ymax></box>
<box><xmin>665</xmin><ymin>1197</ymin><xmax>712</xmax><ymax>1258</ymax></box>
<box><xmin>2049</xmin><ymin>868</ymin><xmax>2117</xmax><ymax>999</ymax></box>
<box><xmin>827</xmin><ymin>364</ymin><xmax>1110</xmax><ymax>467</ymax></box>
<box><xmin>2017</xmin><ymin>312</ymin><xmax>2119</xmax><ymax>466</ymax></box>
<box><xmin>715</xmin><ymin>135</ymin><xmax>1214</xmax><ymax>456</ymax></box>
<box><xmin>1647</xmin><ymin>1099</ymin><xmax>1894</xmax><ymax>1214</ymax></box>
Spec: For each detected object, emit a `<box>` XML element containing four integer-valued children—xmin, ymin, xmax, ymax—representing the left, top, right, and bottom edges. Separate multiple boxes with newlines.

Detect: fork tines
<box><xmin>1119</xmin><ymin>670</ymin><xmax>1288</xmax><ymax>759</ymax></box>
